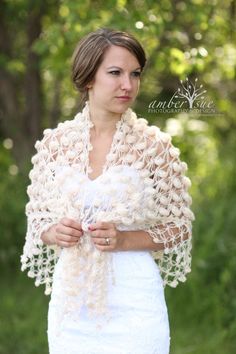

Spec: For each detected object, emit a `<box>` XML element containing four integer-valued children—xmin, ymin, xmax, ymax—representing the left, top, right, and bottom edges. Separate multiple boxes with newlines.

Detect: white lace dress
<box><xmin>47</xmin><ymin>166</ymin><xmax>170</xmax><ymax>354</ymax></box>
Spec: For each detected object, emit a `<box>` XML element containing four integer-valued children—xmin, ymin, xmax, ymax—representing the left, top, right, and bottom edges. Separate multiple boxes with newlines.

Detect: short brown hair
<box><xmin>71</xmin><ymin>28</ymin><xmax>147</xmax><ymax>104</ymax></box>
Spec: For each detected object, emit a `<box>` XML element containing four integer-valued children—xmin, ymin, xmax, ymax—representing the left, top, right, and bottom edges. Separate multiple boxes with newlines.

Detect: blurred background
<box><xmin>0</xmin><ymin>0</ymin><xmax>236</xmax><ymax>353</ymax></box>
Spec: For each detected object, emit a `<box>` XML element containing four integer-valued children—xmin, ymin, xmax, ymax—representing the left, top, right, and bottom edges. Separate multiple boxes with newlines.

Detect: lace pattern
<box><xmin>21</xmin><ymin>101</ymin><xmax>194</xmax><ymax>314</ymax></box>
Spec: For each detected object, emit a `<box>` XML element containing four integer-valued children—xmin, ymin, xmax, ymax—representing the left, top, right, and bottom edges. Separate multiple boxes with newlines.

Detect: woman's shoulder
<box><xmin>36</xmin><ymin>112</ymin><xmax>84</xmax><ymax>148</ymax></box>
<box><xmin>131</xmin><ymin>112</ymin><xmax>173</xmax><ymax>149</ymax></box>
<box><xmin>129</xmin><ymin>110</ymin><xmax>184</xmax><ymax>162</ymax></box>
<box><xmin>46</xmin><ymin>112</ymin><xmax>83</xmax><ymax>136</ymax></box>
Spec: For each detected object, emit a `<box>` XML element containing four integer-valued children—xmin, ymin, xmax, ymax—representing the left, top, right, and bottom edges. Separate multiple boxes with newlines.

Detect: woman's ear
<box><xmin>86</xmin><ymin>79</ymin><xmax>94</xmax><ymax>89</ymax></box>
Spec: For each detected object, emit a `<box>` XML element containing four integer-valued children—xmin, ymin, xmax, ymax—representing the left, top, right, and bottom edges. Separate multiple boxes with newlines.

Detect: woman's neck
<box><xmin>88</xmin><ymin>102</ymin><xmax>122</xmax><ymax>136</ymax></box>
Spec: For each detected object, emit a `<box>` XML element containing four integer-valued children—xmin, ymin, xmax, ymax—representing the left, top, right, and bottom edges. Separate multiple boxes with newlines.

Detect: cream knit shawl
<box><xmin>21</xmin><ymin>102</ymin><xmax>194</xmax><ymax>317</ymax></box>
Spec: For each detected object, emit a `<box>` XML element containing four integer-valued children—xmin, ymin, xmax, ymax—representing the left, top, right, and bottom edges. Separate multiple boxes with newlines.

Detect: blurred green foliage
<box><xmin>0</xmin><ymin>143</ymin><xmax>27</xmax><ymax>269</ymax></box>
<box><xmin>0</xmin><ymin>0</ymin><xmax>236</xmax><ymax>353</ymax></box>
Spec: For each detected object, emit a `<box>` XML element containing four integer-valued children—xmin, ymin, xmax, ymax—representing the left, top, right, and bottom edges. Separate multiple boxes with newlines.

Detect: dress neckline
<box><xmin>82</xmin><ymin>101</ymin><xmax>133</xmax><ymax>182</ymax></box>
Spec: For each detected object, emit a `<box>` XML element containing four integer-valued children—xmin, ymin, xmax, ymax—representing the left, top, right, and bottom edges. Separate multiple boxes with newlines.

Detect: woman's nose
<box><xmin>121</xmin><ymin>74</ymin><xmax>132</xmax><ymax>91</ymax></box>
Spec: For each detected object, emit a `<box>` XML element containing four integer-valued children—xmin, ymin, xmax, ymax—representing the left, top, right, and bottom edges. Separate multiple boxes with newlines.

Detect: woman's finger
<box><xmin>60</xmin><ymin>218</ymin><xmax>83</xmax><ymax>231</ymax></box>
<box><xmin>57</xmin><ymin>239</ymin><xmax>78</xmax><ymax>248</ymax></box>
<box><xmin>90</xmin><ymin>229</ymin><xmax>115</xmax><ymax>239</ymax></box>
<box><xmin>55</xmin><ymin>232</ymin><xmax>82</xmax><ymax>247</ymax></box>
<box><xmin>89</xmin><ymin>221</ymin><xmax>114</xmax><ymax>231</ymax></box>
<box><xmin>56</xmin><ymin>233</ymin><xmax>80</xmax><ymax>242</ymax></box>
<box><xmin>56</xmin><ymin>224</ymin><xmax>83</xmax><ymax>238</ymax></box>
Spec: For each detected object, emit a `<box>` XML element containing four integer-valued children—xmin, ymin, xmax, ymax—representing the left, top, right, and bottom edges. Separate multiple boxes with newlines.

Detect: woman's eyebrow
<box><xmin>107</xmin><ymin>66</ymin><xmax>142</xmax><ymax>71</ymax></box>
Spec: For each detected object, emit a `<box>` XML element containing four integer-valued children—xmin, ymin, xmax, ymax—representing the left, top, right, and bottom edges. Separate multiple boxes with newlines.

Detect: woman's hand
<box><xmin>41</xmin><ymin>218</ymin><xmax>84</xmax><ymax>247</ymax></box>
<box><xmin>89</xmin><ymin>221</ymin><xmax>123</xmax><ymax>252</ymax></box>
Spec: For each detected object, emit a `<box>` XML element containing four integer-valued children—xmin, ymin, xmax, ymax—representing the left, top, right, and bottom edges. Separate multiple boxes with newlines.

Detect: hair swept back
<box><xmin>71</xmin><ymin>28</ymin><xmax>146</xmax><ymax>105</ymax></box>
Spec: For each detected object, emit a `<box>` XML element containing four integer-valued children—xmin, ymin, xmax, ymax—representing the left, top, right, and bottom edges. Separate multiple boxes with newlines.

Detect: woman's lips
<box><xmin>116</xmin><ymin>96</ymin><xmax>132</xmax><ymax>101</ymax></box>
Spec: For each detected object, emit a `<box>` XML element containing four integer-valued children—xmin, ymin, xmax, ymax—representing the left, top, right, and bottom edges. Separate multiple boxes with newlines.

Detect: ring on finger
<box><xmin>105</xmin><ymin>237</ymin><xmax>110</xmax><ymax>245</ymax></box>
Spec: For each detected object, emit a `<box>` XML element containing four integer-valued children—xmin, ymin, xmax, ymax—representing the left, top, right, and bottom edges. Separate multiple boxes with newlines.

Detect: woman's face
<box><xmin>88</xmin><ymin>45</ymin><xmax>142</xmax><ymax>115</ymax></box>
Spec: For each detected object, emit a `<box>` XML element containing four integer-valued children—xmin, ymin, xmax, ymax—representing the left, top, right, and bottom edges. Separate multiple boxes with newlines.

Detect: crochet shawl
<box><xmin>21</xmin><ymin>102</ymin><xmax>194</xmax><ymax>317</ymax></box>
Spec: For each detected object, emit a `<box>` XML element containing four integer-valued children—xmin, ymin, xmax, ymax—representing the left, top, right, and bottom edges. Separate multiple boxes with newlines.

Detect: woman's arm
<box><xmin>89</xmin><ymin>222</ymin><xmax>189</xmax><ymax>252</ymax></box>
<box><xmin>117</xmin><ymin>224</ymin><xmax>190</xmax><ymax>252</ymax></box>
<box><xmin>117</xmin><ymin>229</ymin><xmax>164</xmax><ymax>251</ymax></box>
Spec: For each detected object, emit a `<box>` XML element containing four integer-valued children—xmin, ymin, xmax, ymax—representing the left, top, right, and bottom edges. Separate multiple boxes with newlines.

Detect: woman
<box><xmin>21</xmin><ymin>28</ymin><xmax>194</xmax><ymax>354</ymax></box>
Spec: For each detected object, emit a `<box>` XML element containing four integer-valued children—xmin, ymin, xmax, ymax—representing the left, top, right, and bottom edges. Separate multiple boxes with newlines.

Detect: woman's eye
<box><xmin>109</xmin><ymin>70</ymin><xmax>120</xmax><ymax>75</ymax></box>
<box><xmin>108</xmin><ymin>70</ymin><xmax>141</xmax><ymax>77</ymax></box>
<box><xmin>132</xmin><ymin>71</ymin><xmax>141</xmax><ymax>77</ymax></box>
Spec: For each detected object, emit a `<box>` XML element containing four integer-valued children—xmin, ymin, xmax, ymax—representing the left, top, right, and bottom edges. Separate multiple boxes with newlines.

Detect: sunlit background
<box><xmin>0</xmin><ymin>1</ymin><xmax>236</xmax><ymax>353</ymax></box>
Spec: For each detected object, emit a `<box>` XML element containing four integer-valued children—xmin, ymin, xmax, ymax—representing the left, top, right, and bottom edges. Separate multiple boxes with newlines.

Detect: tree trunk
<box><xmin>0</xmin><ymin>1</ymin><xmax>46</xmax><ymax>171</ymax></box>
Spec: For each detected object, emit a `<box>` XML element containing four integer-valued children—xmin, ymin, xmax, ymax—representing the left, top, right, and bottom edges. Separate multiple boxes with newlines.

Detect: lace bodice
<box><xmin>55</xmin><ymin>164</ymin><xmax>153</xmax><ymax>230</ymax></box>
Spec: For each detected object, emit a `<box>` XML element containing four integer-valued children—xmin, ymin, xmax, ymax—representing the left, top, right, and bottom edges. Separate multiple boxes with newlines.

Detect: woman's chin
<box><xmin>110</xmin><ymin>101</ymin><xmax>133</xmax><ymax>114</ymax></box>
<box><xmin>89</xmin><ymin>99</ymin><xmax>133</xmax><ymax>115</ymax></box>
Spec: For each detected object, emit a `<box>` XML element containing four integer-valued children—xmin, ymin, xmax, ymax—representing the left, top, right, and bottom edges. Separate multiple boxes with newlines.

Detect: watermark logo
<box><xmin>148</xmin><ymin>78</ymin><xmax>222</xmax><ymax>115</ymax></box>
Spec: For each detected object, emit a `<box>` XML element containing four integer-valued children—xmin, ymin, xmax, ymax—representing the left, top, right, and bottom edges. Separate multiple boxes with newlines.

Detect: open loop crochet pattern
<box><xmin>21</xmin><ymin>102</ymin><xmax>194</xmax><ymax>317</ymax></box>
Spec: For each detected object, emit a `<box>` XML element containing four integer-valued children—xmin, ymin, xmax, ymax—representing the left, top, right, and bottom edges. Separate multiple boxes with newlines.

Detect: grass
<box><xmin>0</xmin><ymin>269</ymin><xmax>48</xmax><ymax>354</ymax></box>
<box><xmin>166</xmin><ymin>281</ymin><xmax>236</xmax><ymax>354</ymax></box>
